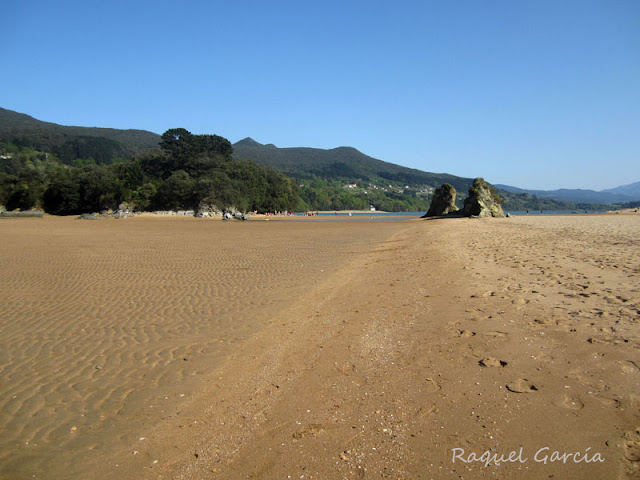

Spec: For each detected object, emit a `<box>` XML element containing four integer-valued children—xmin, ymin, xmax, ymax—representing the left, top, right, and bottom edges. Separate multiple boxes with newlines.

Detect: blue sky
<box><xmin>2</xmin><ymin>0</ymin><xmax>638</xmax><ymax>190</ymax></box>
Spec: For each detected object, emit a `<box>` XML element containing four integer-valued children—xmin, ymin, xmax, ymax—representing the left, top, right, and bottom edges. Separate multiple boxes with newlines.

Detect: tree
<box><xmin>78</xmin><ymin>165</ymin><xmax>122</xmax><ymax>212</ymax></box>
<box><xmin>195</xmin><ymin>134</ymin><xmax>233</xmax><ymax>158</ymax></box>
<box><xmin>159</xmin><ymin>128</ymin><xmax>195</xmax><ymax>160</ymax></box>
<box><xmin>131</xmin><ymin>182</ymin><xmax>157</xmax><ymax>211</ymax></box>
<box><xmin>6</xmin><ymin>183</ymin><xmax>38</xmax><ymax>210</ymax></box>
<box><xmin>43</xmin><ymin>170</ymin><xmax>82</xmax><ymax>215</ymax></box>
<box><xmin>153</xmin><ymin>170</ymin><xmax>195</xmax><ymax>210</ymax></box>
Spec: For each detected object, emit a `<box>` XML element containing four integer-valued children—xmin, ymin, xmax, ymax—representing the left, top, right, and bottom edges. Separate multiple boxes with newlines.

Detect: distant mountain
<box><xmin>233</xmin><ymin>137</ymin><xmax>474</xmax><ymax>192</ymax></box>
<box><xmin>2</xmin><ymin>107</ymin><xmax>627</xmax><ymax>211</ymax></box>
<box><xmin>0</xmin><ymin>107</ymin><xmax>160</xmax><ymax>164</ymax></box>
<box><xmin>601</xmin><ymin>181</ymin><xmax>640</xmax><ymax>199</ymax></box>
<box><xmin>232</xmin><ymin>138</ymin><xmax>597</xmax><ymax>212</ymax></box>
<box><xmin>495</xmin><ymin>183</ymin><xmax>640</xmax><ymax>204</ymax></box>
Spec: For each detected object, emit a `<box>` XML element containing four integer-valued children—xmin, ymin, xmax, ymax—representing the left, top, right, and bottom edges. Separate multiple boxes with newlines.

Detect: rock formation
<box><xmin>461</xmin><ymin>178</ymin><xmax>505</xmax><ymax>218</ymax></box>
<box><xmin>422</xmin><ymin>183</ymin><xmax>459</xmax><ymax>217</ymax></box>
<box><xmin>195</xmin><ymin>202</ymin><xmax>221</xmax><ymax>218</ymax></box>
<box><xmin>113</xmin><ymin>203</ymin><xmax>129</xmax><ymax>219</ymax></box>
<box><xmin>1</xmin><ymin>209</ymin><xmax>44</xmax><ymax>218</ymax></box>
<box><xmin>222</xmin><ymin>207</ymin><xmax>250</xmax><ymax>221</ymax></box>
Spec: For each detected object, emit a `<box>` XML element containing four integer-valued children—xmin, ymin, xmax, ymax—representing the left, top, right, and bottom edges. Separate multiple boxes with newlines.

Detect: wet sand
<box><xmin>1</xmin><ymin>214</ymin><xmax>639</xmax><ymax>479</ymax></box>
<box><xmin>0</xmin><ymin>216</ymin><xmax>403</xmax><ymax>479</ymax></box>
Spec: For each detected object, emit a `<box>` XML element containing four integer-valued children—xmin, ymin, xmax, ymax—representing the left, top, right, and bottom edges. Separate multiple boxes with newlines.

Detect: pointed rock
<box><xmin>462</xmin><ymin>178</ymin><xmax>505</xmax><ymax>218</ymax></box>
<box><xmin>423</xmin><ymin>183</ymin><xmax>459</xmax><ymax>217</ymax></box>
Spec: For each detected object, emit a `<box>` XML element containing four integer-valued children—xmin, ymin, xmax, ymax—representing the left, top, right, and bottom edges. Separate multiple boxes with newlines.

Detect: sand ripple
<box><xmin>0</xmin><ymin>216</ymin><xmax>400</xmax><ymax>479</ymax></box>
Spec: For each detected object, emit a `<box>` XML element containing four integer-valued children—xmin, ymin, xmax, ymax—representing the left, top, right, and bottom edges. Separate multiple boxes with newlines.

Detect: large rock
<box><xmin>195</xmin><ymin>202</ymin><xmax>221</xmax><ymax>218</ymax></box>
<box><xmin>223</xmin><ymin>207</ymin><xmax>249</xmax><ymax>221</ymax></box>
<box><xmin>461</xmin><ymin>178</ymin><xmax>505</xmax><ymax>218</ymax></box>
<box><xmin>113</xmin><ymin>203</ymin><xmax>129</xmax><ymax>219</ymax></box>
<box><xmin>423</xmin><ymin>183</ymin><xmax>459</xmax><ymax>217</ymax></box>
<box><xmin>1</xmin><ymin>209</ymin><xmax>44</xmax><ymax>218</ymax></box>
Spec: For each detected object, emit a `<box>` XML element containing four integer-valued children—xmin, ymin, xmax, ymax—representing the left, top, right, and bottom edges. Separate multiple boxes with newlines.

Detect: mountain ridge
<box><xmin>232</xmin><ymin>137</ymin><xmax>474</xmax><ymax>193</ymax></box>
<box><xmin>1</xmin><ymin>107</ymin><xmax>636</xmax><ymax>207</ymax></box>
<box><xmin>0</xmin><ymin>107</ymin><xmax>160</xmax><ymax>163</ymax></box>
<box><xmin>495</xmin><ymin>183</ymin><xmax>640</xmax><ymax>204</ymax></box>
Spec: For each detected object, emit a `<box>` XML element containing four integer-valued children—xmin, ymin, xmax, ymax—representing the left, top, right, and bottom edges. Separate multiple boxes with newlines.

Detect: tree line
<box><xmin>0</xmin><ymin>129</ymin><xmax>300</xmax><ymax>215</ymax></box>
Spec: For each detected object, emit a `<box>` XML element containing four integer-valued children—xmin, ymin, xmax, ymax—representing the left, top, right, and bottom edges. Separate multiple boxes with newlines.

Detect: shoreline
<box><xmin>2</xmin><ymin>206</ymin><xmax>637</xmax><ymax>222</ymax></box>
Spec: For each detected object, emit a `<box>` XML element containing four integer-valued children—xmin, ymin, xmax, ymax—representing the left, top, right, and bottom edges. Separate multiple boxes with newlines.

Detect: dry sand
<box><xmin>0</xmin><ymin>213</ymin><xmax>639</xmax><ymax>479</ymax></box>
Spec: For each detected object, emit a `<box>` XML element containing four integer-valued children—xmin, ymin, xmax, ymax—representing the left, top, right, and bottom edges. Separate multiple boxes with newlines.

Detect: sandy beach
<box><xmin>1</xmin><ymin>213</ymin><xmax>639</xmax><ymax>479</ymax></box>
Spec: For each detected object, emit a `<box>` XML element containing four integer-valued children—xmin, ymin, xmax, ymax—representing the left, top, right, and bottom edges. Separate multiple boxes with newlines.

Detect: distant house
<box><xmin>370</xmin><ymin>205</ymin><xmax>376</xmax><ymax>211</ymax></box>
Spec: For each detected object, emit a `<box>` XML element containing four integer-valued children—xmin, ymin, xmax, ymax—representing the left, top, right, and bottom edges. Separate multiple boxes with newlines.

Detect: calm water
<box><xmin>505</xmin><ymin>210</ymin><xmax>607</xmax><ymax>215</ymax></box>
<box><xmin>287</xmin><ymin>210</ymin><xmax>609</xmax><ymax>221</ymax></box>
<box><xmin>293</xmin><ymin>212</ymin><xmax>424</xmax><ymax>221</ymax></box>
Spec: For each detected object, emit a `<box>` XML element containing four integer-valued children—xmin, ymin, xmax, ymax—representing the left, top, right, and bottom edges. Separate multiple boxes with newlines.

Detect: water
<box><xmin>505</xmin><ymin>210</ymin><xmax>607</xmax><ymax>216</ymax></box>
<box><xmin>284</xmin><ymin>210</ymin><xmax>609</xmax><ymax>222</ymax></box>
<box><xmin>294</xmin><ymin>212</ymin><xmax>424</xmax><ymax>221</ymax></box>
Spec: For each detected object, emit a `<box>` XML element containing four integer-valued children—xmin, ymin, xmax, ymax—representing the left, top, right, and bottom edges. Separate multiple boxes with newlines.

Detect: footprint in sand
<box><xmin>619</xmin><ymin>360</ymin><xmax>640</xmax><ymax>374</ymax></box>
<box><xmin>458</xmin><ymin>329</ymin><xmax>476</xmax><ymax>338</ymax></box>
<box><xmin>506</xmin><ymin>378</ymin><xmax>538</xmax><ymax>393</ymax></box>
<box><xmin>536</xmin><ymin>352</ymin><xmax>554</xmax><ymax>363</ymax></box>
<box><xmin>624</xmin><ymin>441</ymin><xmax>640</xmax><ymax>462</ymax></box>
<box><xmin>425</xmin><ymin>378</ymin><xmax>441</xmax><ymax>392</ymax></box>
<box><xmin>337</xmin><ymin>362</ymin><xmax>357</xmax><ymax>375</ymax></box>
<box><xmin>479</xmin><ymin>357</ymin><xmax>508</xmax><ymax>368</ymax></box>
<box><xmin>484</xmin><ymin>331</ymin><xmax>509</xmax><ymax>338</ymax></box>
<box><xmin>594</xmin><ymin>396</ymin><xmax>621</xmax><ymax>409</ymax></box>
<box><xmin>587</xmin><ymin>336</ymin><xmax>628</xmax><ymax>345</ymax></box>
<box><xmin>562</xmin><ymin>395</ymin><xmax>584</xmax><ymax>410</ymax></box>
<box><xmin>416</xmin><ymin>405</ymin><xmax>439</xmax><ymax>419</ymax></box>
<box><xmin>292</xmin><ymin>423</ymin><xmax>331</xmax><ymax>440</ymax></box>
<box><xmin>446</xmin><ymin>321</ymin><xmax>461</xmax><ymax>330</ymax></box>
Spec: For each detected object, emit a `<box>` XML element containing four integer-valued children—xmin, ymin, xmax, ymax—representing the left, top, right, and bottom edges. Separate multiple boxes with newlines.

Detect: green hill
<box><xmin>0</xmin><ymin>107</ymin><xmax>160</xmax><ymax>165</ymax></box>
<box><xmin>233</xmin><ymin>137</ymin><xmax>473</xmax><ymax>192</ymax></box>
<box><xmin>233</xmin><ymin>138</ymin><xmax>479</xmax><ymax>212</ymax></box>
<box><xmin>0</xmin><ymin>108</ymin><xmax>610</xmax><ymax>212</ymax></box>
<box><xmin>232</xmin><ymin>138</ymin><xmax>589</xmax><ymax>212</ymax></box>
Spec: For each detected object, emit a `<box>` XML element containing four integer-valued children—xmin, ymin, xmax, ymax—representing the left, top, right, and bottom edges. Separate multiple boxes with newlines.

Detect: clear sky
<box><xmin>2</xmin><ymin>0</ymin><xmax>638</xmax><ymax>190</ymax></box>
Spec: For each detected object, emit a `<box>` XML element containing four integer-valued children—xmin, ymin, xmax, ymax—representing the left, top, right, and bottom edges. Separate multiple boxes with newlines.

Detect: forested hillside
<box><xmin>0</xmin><ymin>107</ymin><xmax>160</xmax><ymax>165</ymax></box>
<box><xmin>233</xmin><ymin>138</ymin><xmax>475</xmax><ymax>211</ymax></box>
<box><xmin>232</xmin><ymin>138</ymin><xmax>605</xmax><ymax>212</ymax></box>
<box><xmin>0</xmin><ymin>108</ymin><xmax>617</xmax><ymax>213</ymax></box>
<box><xmin>0</xmin><ymin>128</ymin><xmax>299</xmax><ymax>215</ymax></box>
